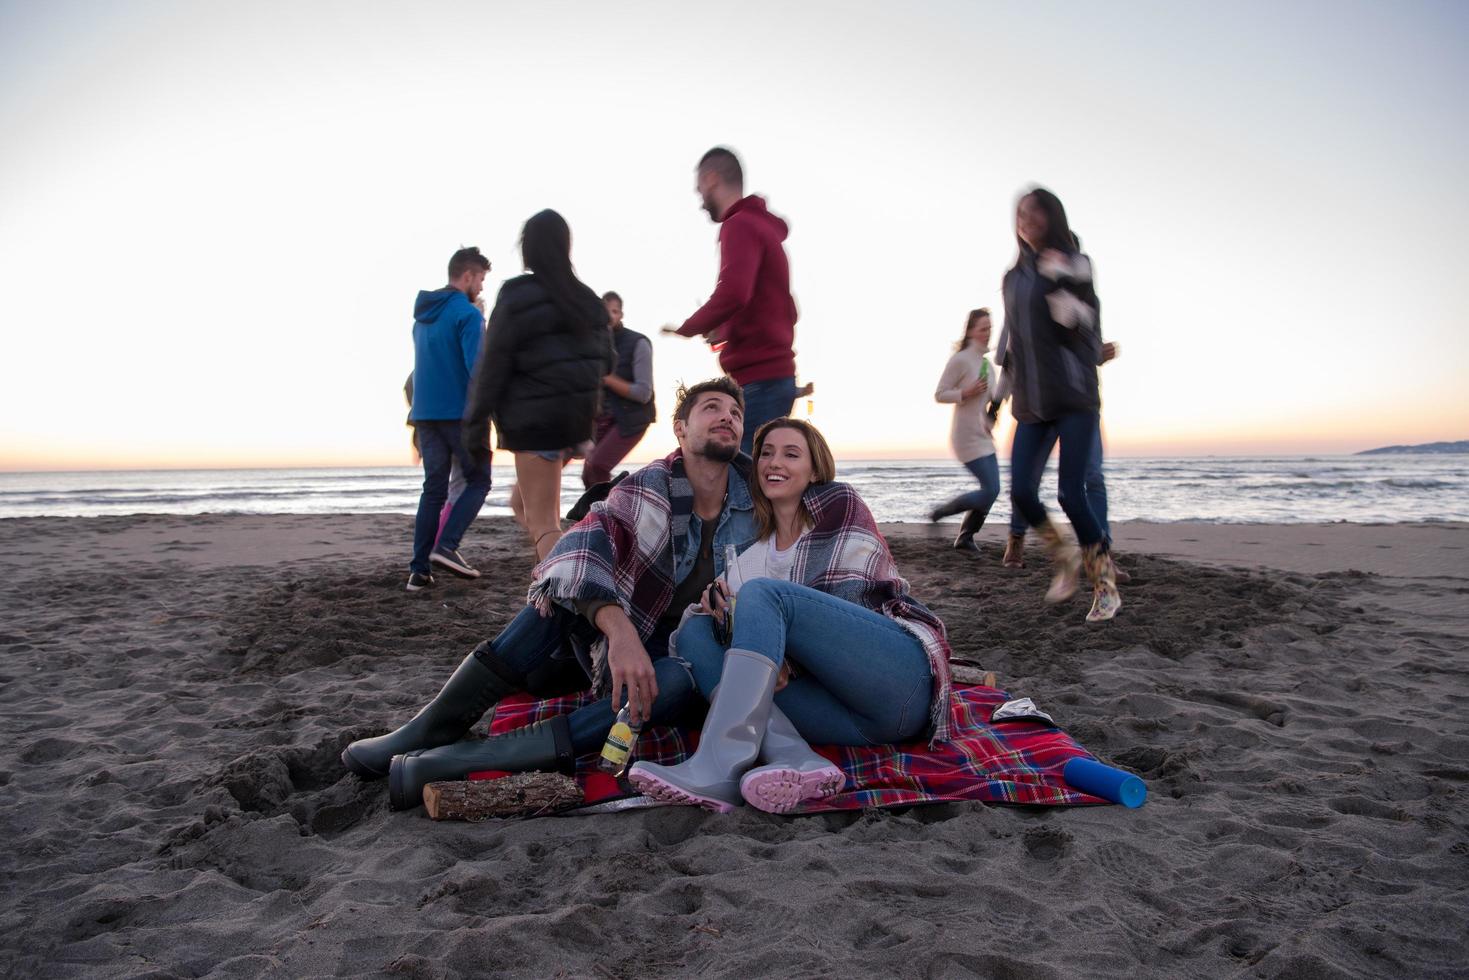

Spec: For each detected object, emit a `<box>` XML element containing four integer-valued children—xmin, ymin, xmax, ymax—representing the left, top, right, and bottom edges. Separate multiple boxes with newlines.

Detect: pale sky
<box><xmin>2</xmin><ymin>0</ymin><xmax>1466</xmax><ymax>470</ymax></box>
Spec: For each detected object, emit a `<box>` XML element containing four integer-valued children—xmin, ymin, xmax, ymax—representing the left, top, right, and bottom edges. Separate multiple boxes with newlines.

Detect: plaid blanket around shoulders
<box><xmin>526</xmin><ymin>450</ymin><xmax>749</xmax><ymax>691</ymax></box>
<box><xmin>791</xmin><ymin>482</ymin><xmax>956</xmax><ymax>743</ymax></box>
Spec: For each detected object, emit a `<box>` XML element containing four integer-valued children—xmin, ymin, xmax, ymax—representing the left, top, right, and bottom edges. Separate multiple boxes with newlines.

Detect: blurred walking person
<box><xmin>465</xmin><ymin>210</ymin><xmax>613</xmax><ymax>561</ymax></box>
<box><xmin>928</xmin><ymin>309</ymin><xmax>1002</xmax><ymax>553</ymax></box>
<box><xmin>666</xmin><ymin>146</ymin><xmax>799</xmax><ymax>454</ymax></box>
<box><xmin>996</xmin><ymin>337</ymin><xmax>1119</xmax><ymax>571</ymax></box>
<box><xmin>405</xmin><ymin>247</ymin><xmax>493</xmax><ymax>592</ymax></box>
<box><xmin>999</xmin><ymin>188</ymin><xmax>1120</xmax><ymax>622</ymax></box>
<box><xmin>582</xmin><ymin>291</ymin><xmax>655</xmax><ymax>488</ymax></box>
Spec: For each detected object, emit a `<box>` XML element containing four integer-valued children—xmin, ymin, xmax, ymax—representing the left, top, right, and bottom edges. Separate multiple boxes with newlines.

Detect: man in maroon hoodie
<box><xmin>669</xmin><ymin>146</ymin><xmax>799</xmax><ymax>454</ymax></box>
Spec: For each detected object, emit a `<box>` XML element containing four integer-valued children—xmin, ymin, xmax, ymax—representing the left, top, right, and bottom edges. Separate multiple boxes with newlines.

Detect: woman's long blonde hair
<box><xmin>749</xmin><ymin>418</ymin><xmax>837</xmax><ymax>540</ymax></box>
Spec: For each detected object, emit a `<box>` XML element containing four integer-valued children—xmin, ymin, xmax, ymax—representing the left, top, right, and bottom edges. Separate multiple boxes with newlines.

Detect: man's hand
<box><xmin>960</xmin><ymin>378</ymin><xmax>989</xmax><ymax>402</ymax></box>
<box><xmin>1100</xmin><ymin>341</ymin><xmax>1120</xmax><ymax>364</ymax></box>
<box><xmin>595</xmin><ymin>605</ymin><xmax>658</xmax><ymax>725</ymax></box>
<box><xmin>775</xmin><ymin>661</ymin><xmax>792</xmax><ymax>692</ymax></box>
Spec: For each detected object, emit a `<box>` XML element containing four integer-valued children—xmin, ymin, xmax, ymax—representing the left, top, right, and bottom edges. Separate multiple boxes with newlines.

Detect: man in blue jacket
<box><xmin>406</xmin><ymin>247</ymin><xmax>492</xmax><ymax>591</ymax></box>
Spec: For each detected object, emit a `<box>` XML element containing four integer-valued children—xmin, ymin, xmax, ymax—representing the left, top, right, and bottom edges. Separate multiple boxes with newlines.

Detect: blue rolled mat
<box><xmin>1063</xmin><ymin>757</ymin><xmax>1146</xmax><ymax>808</ymax></box>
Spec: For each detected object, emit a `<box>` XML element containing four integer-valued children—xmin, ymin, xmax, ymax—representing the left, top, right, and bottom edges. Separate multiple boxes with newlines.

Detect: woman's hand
<box><xmin>960</xmin><ymin>377</ymin><xmax>988</xmax><ymax>402</ymax></box>
<box><xmin>775</xmin><ymin>661</ymin><xmax>792</xmax><ymax>692</ymax></box>
<box><xmin>1037</xmin><ymin>248</ymin><xmax>1069</xmax><ymax>280</ymax></box>
<box><xmin>698</xmin><ymin>579</ymin><xmax>731</xmax><ymax>627</ymax></box>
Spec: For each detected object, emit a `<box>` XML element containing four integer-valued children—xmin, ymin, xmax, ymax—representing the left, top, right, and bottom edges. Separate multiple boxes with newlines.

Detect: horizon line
<box><xmin>4</xmin><ymin>448</ymin><xmax>1454</xmax><ymax>476</ymax></box>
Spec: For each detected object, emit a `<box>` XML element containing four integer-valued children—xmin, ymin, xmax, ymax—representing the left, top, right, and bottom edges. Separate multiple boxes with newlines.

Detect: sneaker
<box><xmin>405</xmin><ymin>571</ymin><xmax>436</xmax><ymax>592</ymax></box>
<box><xmin>430</xmin><ymin>547</ymin><xmax>481</xmax><ymax>579</ymax></box>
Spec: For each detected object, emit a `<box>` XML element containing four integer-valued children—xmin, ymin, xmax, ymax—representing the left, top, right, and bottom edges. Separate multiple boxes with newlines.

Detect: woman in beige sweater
<box><xmin>928</xmin><ymin>308</ymin><xmax>1003</xmax><ymax>552</ymax></box>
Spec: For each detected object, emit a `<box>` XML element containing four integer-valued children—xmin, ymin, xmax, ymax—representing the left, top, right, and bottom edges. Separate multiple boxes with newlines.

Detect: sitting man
<box><xmin>341</xmin><ymin>378</ymin><xmax>756</xmax><ymax>809</ymax></box>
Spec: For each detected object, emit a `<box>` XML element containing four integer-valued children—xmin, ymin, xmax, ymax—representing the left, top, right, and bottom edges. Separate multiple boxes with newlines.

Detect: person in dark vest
<box><xmin>582</xmin><ymin>291</ymin><xmax>655</xmax><ymax>488</ymax></box>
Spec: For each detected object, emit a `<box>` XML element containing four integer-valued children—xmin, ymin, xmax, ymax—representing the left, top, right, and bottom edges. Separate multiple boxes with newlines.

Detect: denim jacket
<box><xmin>571</xmin><ymin>463</ymin><xmax>756</xmax><ymax>630</ymax></box>
<box><xmin>676</xmin><ymin>466</ymin><xmax>757</xmax><ymax>584</ymax></box>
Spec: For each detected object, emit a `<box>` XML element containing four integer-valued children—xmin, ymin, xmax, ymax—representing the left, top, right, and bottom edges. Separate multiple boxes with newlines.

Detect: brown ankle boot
<box><xmin>1034</xmin><ymin>521</ymin><xmax>1081</xmax><ymax>603</ymax></box>
<box><xmin>1001</xmin><ymin>532</ymin><xmax>1026</xmax><ymax>568</ymax></box>
<box><xmin>1081</xmin><ymin>542</ymin><xmax>1122</xmax><ymax>622</ymax></box>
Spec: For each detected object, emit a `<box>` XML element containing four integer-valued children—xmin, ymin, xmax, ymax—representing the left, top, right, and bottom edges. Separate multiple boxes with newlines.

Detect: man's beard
<box><xmin>695</xmin><ymin>436</ymin><xmax>738</xmax><ymax>463</ymax></box>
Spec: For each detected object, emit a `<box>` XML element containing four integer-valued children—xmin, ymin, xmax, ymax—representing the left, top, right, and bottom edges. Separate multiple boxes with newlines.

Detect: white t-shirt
<box><xmin>726</xmin><ymin>531</ymin><xmax>805</xmax><ymax>593</ymax></box>
<box><xmin>668</xmin><ymin>531</ymin><xmax>806</xmax><ymax>655</ymax></box>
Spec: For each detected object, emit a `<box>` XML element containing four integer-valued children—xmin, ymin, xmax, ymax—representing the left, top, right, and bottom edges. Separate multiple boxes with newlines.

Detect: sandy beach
<box><xmin>1</xmin><ymin>513</ymin><xmax>1466</xmax><ymax>978</ymax></box>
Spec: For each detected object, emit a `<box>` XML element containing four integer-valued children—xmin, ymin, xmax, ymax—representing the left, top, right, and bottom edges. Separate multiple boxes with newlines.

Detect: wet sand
<box><xmin>1</xmin><ymin>514</ymin><xmax>1465</xmax><ymax>978</ymax></box>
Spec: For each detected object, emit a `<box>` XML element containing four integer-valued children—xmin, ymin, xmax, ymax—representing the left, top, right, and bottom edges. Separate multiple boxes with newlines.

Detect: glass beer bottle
<box><xmin>598</xmin><ymin>705</ymin><xmax>643</xmax><ymax>777</ymax></box>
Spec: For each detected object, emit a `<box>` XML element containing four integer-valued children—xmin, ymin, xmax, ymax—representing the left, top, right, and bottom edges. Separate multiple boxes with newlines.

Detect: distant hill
<box><xmin>1358</xmin><ymin>440</ymin><xmax>1469</xmax><ymax>456</ymax></box>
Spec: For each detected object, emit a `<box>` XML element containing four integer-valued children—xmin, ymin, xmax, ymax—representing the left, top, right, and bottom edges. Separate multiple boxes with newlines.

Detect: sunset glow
<box><xmin>2</xmin><ymin>1</ymin><xmax>1466</xmax><ymax>473</ymax></box>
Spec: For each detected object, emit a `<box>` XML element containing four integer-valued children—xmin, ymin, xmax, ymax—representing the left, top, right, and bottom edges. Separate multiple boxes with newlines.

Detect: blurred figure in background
<box><xmin>666</xmin><ymin>146</ymin><xmax>800</xmax><ymax>454</ymax></box>
<box><xmin>995</xmin><ymin>338</ymin><xmax>1120</xmax><ymax>575</ymax></box>
<box><xmin>999</xmin><ymin>188</ymin><xmax>1120</xmax><ymax>622</ymax></box>
<box><xmin>465</xmin><ymin>210</ymin><xmax>612</xmax><ymax>561</ymax></box>
<box><xmin>583</xmin><ymin>290</ymin><xmax>655</xmax><ymax>488</ymax></box>
<box><xmin>929</xmin><ymin>308</ymin><xmax>1002</xmax><ymax>553</ymax></box>
<box><xmin>405</xmin><ymin>246</ymin><xmax>492</xmax><ymax>592</ymax></box>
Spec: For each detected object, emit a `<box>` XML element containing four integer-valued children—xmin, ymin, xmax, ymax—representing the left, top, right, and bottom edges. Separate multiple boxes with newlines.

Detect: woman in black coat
<box><xmin>465</xmin><ymin>210</ymin><xmax>613</xmax><ymax>560</ymax></box>
<box><xmin>999</xmin><ymin>187</ymin><xmax>1120</xmax><ymax>622</ymax></box>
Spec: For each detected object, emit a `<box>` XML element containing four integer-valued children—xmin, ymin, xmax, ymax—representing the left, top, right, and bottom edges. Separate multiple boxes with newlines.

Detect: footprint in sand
<box><xmin>852</xmin><ymin>921</ymin><xmax>908</xmax><ymax>951</ymax></box>
<box><xmin>1025</xmin><ymin>827</ymin><xmax>1072</xmax><ymax>862</ymax></box>
<box><xmin>207</xmin><ymin>733</ymin><xmax>374</xmax><ymax>836</ymax></box>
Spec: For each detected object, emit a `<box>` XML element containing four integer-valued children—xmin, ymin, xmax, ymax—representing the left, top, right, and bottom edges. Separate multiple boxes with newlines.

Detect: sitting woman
<box><xmin>629</xmin><ymin>418</ymin><xmax>955</xmax><ymax>814</ymax></box>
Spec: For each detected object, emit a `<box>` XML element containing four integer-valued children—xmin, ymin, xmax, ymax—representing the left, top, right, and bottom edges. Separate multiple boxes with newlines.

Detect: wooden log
<box><xmin>949</xmin><ymin>663</ymin><xmax>1000</xmax><ymax>688</ymax></box>
<box><xmin>423</xmin><ymin>772</ymin><xmax>583</xmax><ymax>821</ymax></box>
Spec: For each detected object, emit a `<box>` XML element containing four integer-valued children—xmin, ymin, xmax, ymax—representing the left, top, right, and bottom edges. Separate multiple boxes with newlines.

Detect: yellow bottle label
<box><xmin>600</xmin><ymin>722</ymin><xmax>634</xmax><ymax>767</ymax></box>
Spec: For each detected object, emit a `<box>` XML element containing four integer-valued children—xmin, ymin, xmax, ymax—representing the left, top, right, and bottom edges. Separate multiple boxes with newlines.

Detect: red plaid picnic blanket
<box><xmin>473</xmin><ymin>684</ymin><xmax>1107</xmax><ymax>812</ymax></box>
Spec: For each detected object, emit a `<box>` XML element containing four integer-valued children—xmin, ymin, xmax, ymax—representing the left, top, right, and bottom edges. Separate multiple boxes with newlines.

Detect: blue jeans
<box><xmin>677</xmin><ymin>578</ymin><xmax>932</xmax><ymax>746</ymax></box>
<box><xmin>487</xmin><ymin>604</ymin><xmax>698</xmax><ymax>755</ymax></box>
<box><xmin>411</xmin><ymin>420</ymin><xmax>491</xmax><ymax>573</ymax></box>
<box><xmin>1010</xmin><ymin>412</ymin><xmax>1106</xmax><ymax>547</ymax></box>
<box><xmin>739</xmin><ymin>376</ymin><xmax>797</xmax><ymax>455</ymax></box>
<box><xmin>942</xmin><ymin>453</ymin><xmax>1001</xmax><ymax>518</ymax></box>
<box><xmin>1008</xmin><ymin>421</ymin><xmax>1108</xmax><ymax>542</ymax></box>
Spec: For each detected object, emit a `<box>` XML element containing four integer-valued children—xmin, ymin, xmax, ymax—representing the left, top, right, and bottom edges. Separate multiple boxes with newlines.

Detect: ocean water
<box><xmin>2</xmin><ymin>455</ymin><xmax>1466</xmax><ymax>524</ymax></box>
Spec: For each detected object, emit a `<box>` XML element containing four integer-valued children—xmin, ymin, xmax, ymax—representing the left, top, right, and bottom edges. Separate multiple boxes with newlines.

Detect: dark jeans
<box><xmin>411</xmin><ymin>420</ymin><xmax>490</xmax><ymax>574</ymax></box>
<box><xmin>739</xmin><ymin>376</ymin><xmax>797</xmax><ymax>455</ymax></box>
<box><xmin>1010</xmin><ymin>411</ymin><xmax>1107</xmax><ymax>548</ymax></box>
<box><xmin>488</xmin><ymin>604</ymin><xmax>698</xmax><ymax>755</ymax></box>
<box><xmin>1009</xmin><ymin>420</ymin><xmax>1108</xmax><ymax>542</ymax></box>
<box><xmin>582</xmin><ymin>415</ymin><xmax>648</xmax><ymax>488</ymax></box>
<box><xmin>941</xmin><ymin>453</ymin><xmax>1001</xmax><ymax>519</ymax></box>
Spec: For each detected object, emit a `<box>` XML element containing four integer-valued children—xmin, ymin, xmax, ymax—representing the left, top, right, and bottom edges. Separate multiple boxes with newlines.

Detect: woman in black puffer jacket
<box><xmin>465</xmin><ymin>210</ymin><xmax>613</xmax><ymax>560</ymax></box>
<box><xmin>999</xmin><ymin>187</ymin><xmax>1120</xmax><ymax>623</ymax></box>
